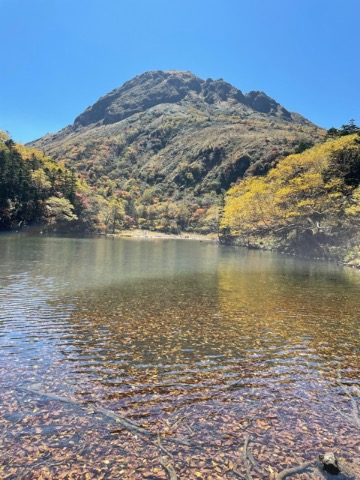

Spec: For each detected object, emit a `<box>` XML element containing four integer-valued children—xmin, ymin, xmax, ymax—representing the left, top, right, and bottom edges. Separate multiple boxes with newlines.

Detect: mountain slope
<box><xmin>29</xmin><ymin>70</ymin><xmax>324</xmax><ymax>232</ymax></box>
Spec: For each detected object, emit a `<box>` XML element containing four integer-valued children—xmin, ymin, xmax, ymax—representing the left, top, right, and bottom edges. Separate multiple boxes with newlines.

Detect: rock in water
<box><xmin>319</xmin><ymin>452</ymin><xmax>340</xmax><ymax>475</ymax></box>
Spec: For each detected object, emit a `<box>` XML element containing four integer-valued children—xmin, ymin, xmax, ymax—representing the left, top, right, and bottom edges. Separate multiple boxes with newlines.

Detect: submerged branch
<box><xmin>335</xmin><ymin>376</ymin><xmax>360</xmax><ymax>429</ymax></box>
<box><xmin>275</xmin><ymin>461</ymin><xmax>314</xmax><ymax>480</ymax></box>
<box><xmin>241</xmin><ymin>434</ymin><xmax>254</xmax><ymax>480</ymax></box>
<box><xmin>157</xmin><ymin>432</ymin><xmax>174</xmax><ymax>457</ymax></box>
<box><xmin>17</xmin><ymin>386</ymin><xmax>192</xmax><ymax>447</ymax></box>
<box><xmin>160</xmin><ymin>458</ymin><xmax>178</xmax><ymax>480</ymax></box>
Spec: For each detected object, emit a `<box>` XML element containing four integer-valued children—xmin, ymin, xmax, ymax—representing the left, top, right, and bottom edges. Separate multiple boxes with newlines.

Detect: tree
<box><xmin>327</xmin><ymin>119</ymin><xmax>359</xmax><ymax>138</ymax></box>
<box><xmin>103</xmin><ymin>196</ymin><xmax>125</xmax><ymax>233</ymax></box>
<box><xmin>323</xmin><ymin>139</ymin><xmax>360</xmax><ymax>188</ymax></box>
<box><xmin>45</xmin><ymin>196</ymin><xmax>78</xmax><ymax>224</ymax></box>
<box><xmin>340</xmin><ymin>119</ymin><xmax>359</xmax><ymax>136</ymax></box>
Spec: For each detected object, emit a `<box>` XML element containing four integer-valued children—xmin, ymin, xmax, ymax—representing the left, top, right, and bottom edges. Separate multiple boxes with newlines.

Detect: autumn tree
<box><xmin>221</xmin><ymin>134</ymin><xmax>360</xmax><ymax>258</ymax></box>
<box><xmin>45</xmin><ymin>196</ymin><xmax>78</xmax><ymax>224</ymax></box>
<box><xmin>103</xmin><ymin>196</ymin><xmax>126</xmax><ymax>233</ymax></box>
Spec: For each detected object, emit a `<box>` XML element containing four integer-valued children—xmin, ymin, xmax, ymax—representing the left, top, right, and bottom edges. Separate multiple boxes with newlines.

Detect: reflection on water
<box><xmin>0</xmin><ymin>234</ymin><xmax>359</xmax><ymax>479</ymax></box>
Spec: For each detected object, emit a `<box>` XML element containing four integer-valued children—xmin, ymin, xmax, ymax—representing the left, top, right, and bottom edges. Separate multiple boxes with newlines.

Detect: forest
<box><xmin>0</xmin><ymin>131</ymin><xmax>221</xmax><ymax>234</ymax></box>
<box><xmin>0</xmin><ymin>131</ymin><xmax>135</xmax><ymax>233</ymax></box>
<box><xmin>221</xmin><ymin>123</ymin><xmax>360</xmax><ymax>262</ymax></box>
<box><xmin>0</xmin><ymin>132</ymin><xmax>79</xmax><ymax>230</ymax></box>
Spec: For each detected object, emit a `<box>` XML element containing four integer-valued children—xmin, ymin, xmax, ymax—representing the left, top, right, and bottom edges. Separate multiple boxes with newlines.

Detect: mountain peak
<box><xmin>74</xmin><ymin>70</ymin><xmax>298</xmax><ymax>128</ymax></box>
<box><xmin>74</xmin><ymin>70</ymin><xmax>203</xmax><ymax>127</ymax></box>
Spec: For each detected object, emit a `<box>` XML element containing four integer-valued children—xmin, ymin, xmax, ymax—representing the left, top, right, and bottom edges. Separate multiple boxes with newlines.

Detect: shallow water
<box><xmin>0</xmin><ymin>234</ymin><xmax>359</xmax><ymax>479</ymax></box>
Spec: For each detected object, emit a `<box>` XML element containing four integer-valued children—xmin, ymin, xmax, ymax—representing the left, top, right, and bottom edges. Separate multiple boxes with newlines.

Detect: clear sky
<box><xmin>1</xmin><ymin>0</ymin><xmax>359</xmax><ymax>143</ymax></box>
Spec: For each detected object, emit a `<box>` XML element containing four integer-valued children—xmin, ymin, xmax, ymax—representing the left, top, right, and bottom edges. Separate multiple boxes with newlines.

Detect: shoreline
<box><xmin>110</xmin><ymin>229</ymin><xmax>219</xmax><ymax>242</ymax></box>
<box><xmin>3</xmin><ymin>228</ymin><xmax>358</xmax><ymax>269</ymax></box>
<box><xmin>112</xmin><ymin>230</ymin><xmax>360</xmax><ymax>269</ymax></box>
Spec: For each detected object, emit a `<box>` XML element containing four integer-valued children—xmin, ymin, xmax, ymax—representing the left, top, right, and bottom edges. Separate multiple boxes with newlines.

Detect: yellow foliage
<box><xmin>222</xmin><ymin>135</ymin><xmax>360</xmax><ymax>236</ymax></box>
<box><xmin>0</xmin><ymin>130</ymin><xmax>9</xmax><ymax>141</ymax></box>
<box><xmin>345</xmin><ymin>187</ymin><xmax>360</xmax><ymax>218</ymax></box>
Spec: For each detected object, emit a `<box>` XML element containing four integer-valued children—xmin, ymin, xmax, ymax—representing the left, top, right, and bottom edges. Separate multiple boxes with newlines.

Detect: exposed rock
<box><xmin>66</xmin><ymin>70</ymin><xmax>310</xmax><ymax>129</ymax></box>
<box><xmin>318</xmin><ymin>452</ymin><xmax>360</xmax><ymax>479</ymax></box>
<box><xmin>319</xmin><ymin>452</ymin><xmax>341</xmax><ymax>475</ymax></box>
<box><xmin>75</xmin><ymin>71</ymin><xmax>205</xmax><ymax>127</ymax></box>
<box><xmin>245</xmin><ymin>90</ymin><xmax>292</xmax><ymax>120</ymax></box>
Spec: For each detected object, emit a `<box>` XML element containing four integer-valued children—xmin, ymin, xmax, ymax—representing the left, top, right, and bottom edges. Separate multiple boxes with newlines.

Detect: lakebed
<box><xmin>0</xmin><ymin>234</ymin><xmax>359</xmax><ymax>479</ymax></box>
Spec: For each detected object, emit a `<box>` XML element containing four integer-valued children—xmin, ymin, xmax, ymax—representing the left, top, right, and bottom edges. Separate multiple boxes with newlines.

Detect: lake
<box><xmin>0</xmin><ymin>234</ymin><xmax>359</xmax><ymax>479</ymax></box>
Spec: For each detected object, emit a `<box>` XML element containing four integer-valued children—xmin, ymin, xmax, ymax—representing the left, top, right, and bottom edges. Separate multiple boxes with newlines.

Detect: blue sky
<box><xmin>1</xmin><ymin>0</ymin><xmax>359</xmax><ymax>143</ymax></box>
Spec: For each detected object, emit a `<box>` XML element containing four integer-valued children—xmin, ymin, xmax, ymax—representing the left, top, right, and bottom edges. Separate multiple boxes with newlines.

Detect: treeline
<box><xmin>220</xmin><ymin>127</ymin><xmax>360</xmax><ymax>261</ymax></box>
<box><xmin>0</xmin><ymin>133</ymin><xmax>221</xmax><ymax>233</ymax></box>
<box><xmin>0</xmin><ymin>132</ymin><xmax>135</xmax><ymax>232</ymax></box>
<box><xmin>326</xmin><ymin>119</ymin><xmax>360</xmax><ymax>139</ymax></box>
<box><xmin>0</xmin><ymin>133</ymin><xmax>82</xmax><ymax>230</ymax></box>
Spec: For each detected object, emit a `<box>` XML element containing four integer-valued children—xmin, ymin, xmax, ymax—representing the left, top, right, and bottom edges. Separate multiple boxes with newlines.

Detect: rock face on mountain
<box><xmin>71</xmin><ymin>71</ymin><xmax>295</xmax><ymax>128</ymax></box>
<box><xmin>30</xmin><ymin>70</ymin><xmax>324</xmax><ymax>232</ymax></box>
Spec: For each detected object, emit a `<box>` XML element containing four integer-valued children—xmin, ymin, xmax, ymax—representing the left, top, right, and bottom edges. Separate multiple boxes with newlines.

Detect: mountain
<box><xmin>29</xmin><ymin>70</ymin><xmax>324</xmax><ymax>233</ymax></box>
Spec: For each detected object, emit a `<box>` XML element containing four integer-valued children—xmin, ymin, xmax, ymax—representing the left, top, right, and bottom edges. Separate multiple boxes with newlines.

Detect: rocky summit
<box><xmin>29</xmin><ymin>70</ymin><xmax>324</xmax><ymax>231</ymax></box>
<box><xmin>72</xmin><ymin>70</ymin><xmax>296</xmax><ymax>127</ymax></box>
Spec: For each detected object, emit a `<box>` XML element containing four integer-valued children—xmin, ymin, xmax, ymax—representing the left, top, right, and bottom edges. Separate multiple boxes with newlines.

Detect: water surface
<box><xmin>0</xmin><ymin>234</ymin><xmax>359</xmax><ymax>479</ymax></box>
